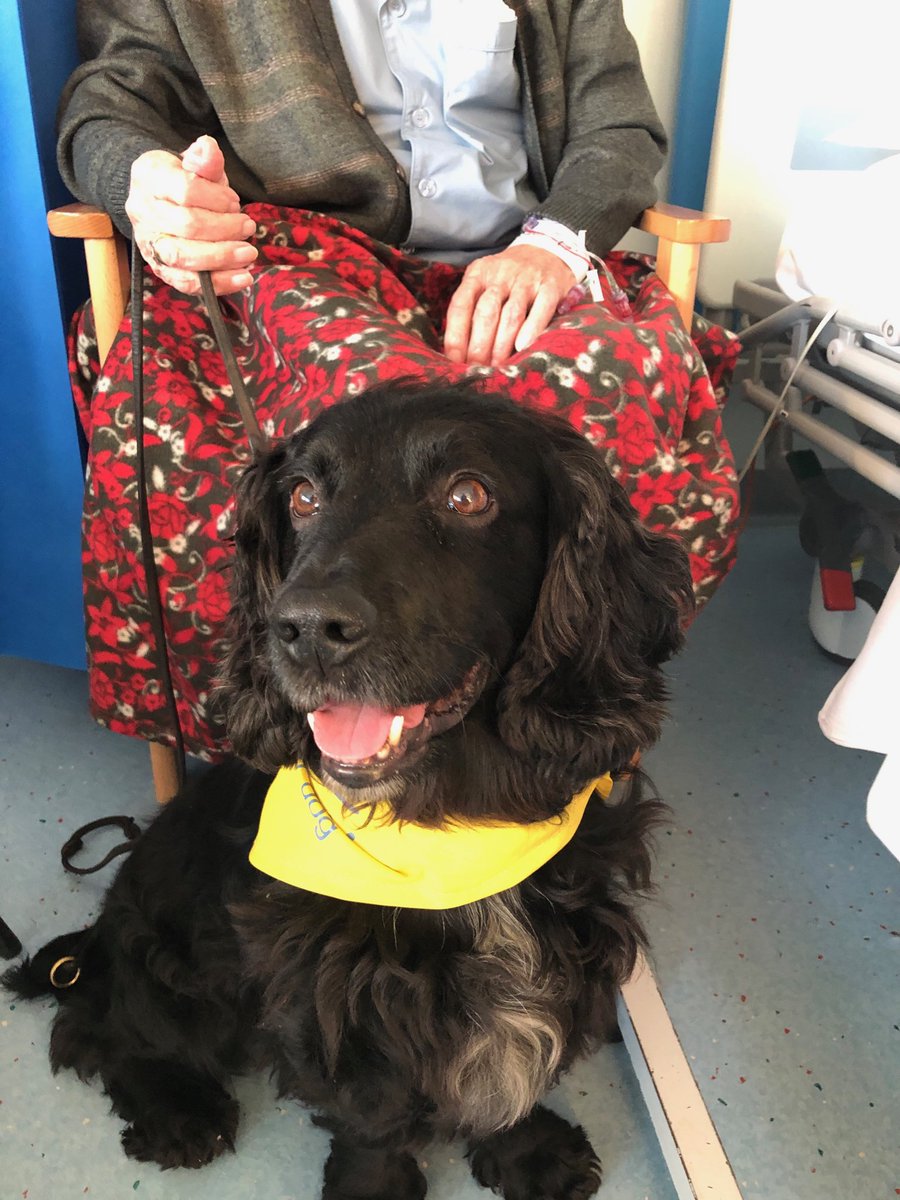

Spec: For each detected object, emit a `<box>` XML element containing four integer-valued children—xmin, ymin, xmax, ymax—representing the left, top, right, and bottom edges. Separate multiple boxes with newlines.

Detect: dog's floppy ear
<box><xmin>498</xmin><ymin>418</ymin><xmax>694</xmax><ymax>779</ymax></box>
<box><xmin>217</xmin><ymin>443</ymin><xmax>305</xmax><ymax>772</ymax></box>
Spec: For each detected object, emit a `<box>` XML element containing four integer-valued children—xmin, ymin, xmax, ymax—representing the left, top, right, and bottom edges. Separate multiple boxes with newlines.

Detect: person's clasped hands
<box><xmin>128</xmin><ymin>133</ymin><xmax>574</xmax><ymax>367</ymax></box>
<box><xmin>127</xmin><ymin>134</ymin><xmax>258</xmax><ymax>298</ymax></box>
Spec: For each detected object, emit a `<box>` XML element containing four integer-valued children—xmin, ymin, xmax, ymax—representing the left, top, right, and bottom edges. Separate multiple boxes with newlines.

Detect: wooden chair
<box><xmin>46</xmin><ymin>201</ymin><xmax>730</xmax><ymax>806</ymax></box>
<box><xmin>47</xmin><ymin>199</ymin><xmax>741</xmax><ymax>1198</ymax></box>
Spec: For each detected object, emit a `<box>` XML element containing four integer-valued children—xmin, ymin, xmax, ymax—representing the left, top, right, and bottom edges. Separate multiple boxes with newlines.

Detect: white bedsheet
<box><xmin>819</xmin><ymin>567</ymin><xmax>900</xmax><ymax>862</ymax></box>
<box><xmin>775</xmin><ymin>154</ymin><xmax>900</xmax><ymax>326</ymax></box>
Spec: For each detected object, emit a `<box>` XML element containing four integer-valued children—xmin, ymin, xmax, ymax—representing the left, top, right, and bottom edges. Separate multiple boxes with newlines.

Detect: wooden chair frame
<box><xmin>47</xmin><ymin>198</ymin><xmax>741</xmax><ymax>1199</ymax></box>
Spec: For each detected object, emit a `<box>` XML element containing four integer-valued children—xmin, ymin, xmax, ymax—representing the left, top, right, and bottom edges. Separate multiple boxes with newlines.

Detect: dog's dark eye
<box><xmin>290</xmin><ymin>480</ymin><xmax>320</xmax><ymax>519</ymax></box>
<box><xmin>447</xmin><ymin>478</ymin><xmax>492</xmax><ymax>516</ymax></box>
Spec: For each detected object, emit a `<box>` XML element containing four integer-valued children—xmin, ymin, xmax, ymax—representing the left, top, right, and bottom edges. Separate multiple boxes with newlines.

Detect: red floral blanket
<box><xmin>69</xmin><ymin>205</ymin><xmax>740</xmax><ymax>757</ymax></box>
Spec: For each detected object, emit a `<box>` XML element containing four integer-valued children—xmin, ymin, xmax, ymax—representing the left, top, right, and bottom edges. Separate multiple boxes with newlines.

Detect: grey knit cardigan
<box><xmin>58</xmin><ymin>0</ymin><xmax>667</xmax><ymax>256</ymax></box>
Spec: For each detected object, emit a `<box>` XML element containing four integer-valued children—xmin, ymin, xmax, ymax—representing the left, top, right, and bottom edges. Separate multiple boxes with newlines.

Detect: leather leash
<box><xmin>129</xmin><ymin>250</ymin><xmax>270</xmax><ymax>795</ymax></box>
<box><xmin>59</xmin><ymin>253</ymin><xmax>268</xmax><ymax>880</ymax></box>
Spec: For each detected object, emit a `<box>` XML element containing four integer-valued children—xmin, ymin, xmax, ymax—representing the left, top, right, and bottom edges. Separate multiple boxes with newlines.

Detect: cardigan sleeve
<box><xmin>57</xmin><ymin>0</ymin><xmax>218</xmax><ymax>235</ymax></box>
<box><xmin>519</xmin><ymin>0</ymin><xmax>668</xmax><ymax>257</ymax></box>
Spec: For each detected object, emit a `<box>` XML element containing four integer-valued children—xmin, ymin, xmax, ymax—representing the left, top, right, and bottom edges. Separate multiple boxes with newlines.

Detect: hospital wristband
<box><xmin>510</xmin><ymin>217</ymin><xmax>592</xmax><ymax>283</ymax></box>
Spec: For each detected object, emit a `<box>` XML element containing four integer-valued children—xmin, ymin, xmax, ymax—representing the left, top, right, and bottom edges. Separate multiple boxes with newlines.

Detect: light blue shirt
<box><xmin>330</xmin><ymin>0</ymin><xmax>540</xmax><ymax>263</ymax></box>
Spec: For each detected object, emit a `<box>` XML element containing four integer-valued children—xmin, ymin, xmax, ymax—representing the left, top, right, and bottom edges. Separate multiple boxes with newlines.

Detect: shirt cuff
<box><xmin>510</xmin><ymin>216</ymin><xmax>593</xmax><ymax>283</ymax></box>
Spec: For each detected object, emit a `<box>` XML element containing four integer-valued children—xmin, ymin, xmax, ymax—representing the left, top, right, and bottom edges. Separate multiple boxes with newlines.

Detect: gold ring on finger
<box><xmin>146</xmin><ymin>235</ymin><xmax>167</xmax><ymax>268</ymax></box>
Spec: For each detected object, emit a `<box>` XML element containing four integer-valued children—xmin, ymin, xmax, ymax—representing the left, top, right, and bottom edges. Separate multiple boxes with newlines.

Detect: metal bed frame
<box><xmin>735</xmin><ymin>281</ymin><xmax>900</xmax><ymax>659</ymax></box>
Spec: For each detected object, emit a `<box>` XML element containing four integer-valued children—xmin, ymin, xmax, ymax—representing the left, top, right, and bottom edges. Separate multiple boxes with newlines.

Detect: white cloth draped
<box><xmin>819</xmin><ymin>567</ymin><xmax>900</xmax><ymax>862</ymax></box>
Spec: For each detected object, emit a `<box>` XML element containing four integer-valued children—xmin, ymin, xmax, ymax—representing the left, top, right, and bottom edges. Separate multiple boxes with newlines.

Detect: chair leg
<box><xmin>149</xmin><ymin>743</ymin><xmax>181</xmax><ymax>804</ymax></box>
<box><xmin>655</xmin><ymin>237</ymin><xmax>701</xmax><ymax>330</ymax></box>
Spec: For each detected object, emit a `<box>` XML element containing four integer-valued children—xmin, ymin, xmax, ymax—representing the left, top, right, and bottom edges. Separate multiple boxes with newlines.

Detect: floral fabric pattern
<box><xmin>69</xmin><ymin>205</ymin><xmax>740</xmax><ymax>758</ymax></box>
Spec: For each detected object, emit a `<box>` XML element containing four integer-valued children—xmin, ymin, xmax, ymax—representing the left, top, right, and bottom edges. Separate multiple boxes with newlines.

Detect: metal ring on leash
<box><xmin>49</xmin><ymin>956</ymin><xmax>81</xmax><ymax>989</ymax></box>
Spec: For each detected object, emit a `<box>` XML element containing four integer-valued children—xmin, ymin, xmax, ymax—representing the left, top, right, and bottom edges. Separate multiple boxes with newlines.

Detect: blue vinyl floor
<box><xmin>1</xmin><ymin>520</ymin><xmax>898</xmax><ymax>1200</ymax></box>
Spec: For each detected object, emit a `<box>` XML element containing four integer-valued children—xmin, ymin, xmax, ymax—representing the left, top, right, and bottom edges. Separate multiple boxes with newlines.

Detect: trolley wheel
<box><xmin>808</xmin><ymin>571</ymin><xmax>885</xmax><ymax>664</ymax></box>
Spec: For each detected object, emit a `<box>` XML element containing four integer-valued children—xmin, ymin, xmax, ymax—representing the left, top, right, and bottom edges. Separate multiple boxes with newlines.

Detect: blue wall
<box><xmin>0</xmin><ymin>0</ymin><xmax>86</xmax><ymax>669</ymax></box>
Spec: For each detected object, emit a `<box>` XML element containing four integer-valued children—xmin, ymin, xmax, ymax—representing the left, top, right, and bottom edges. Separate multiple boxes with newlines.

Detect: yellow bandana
<box><xmin>249</xmin><ymin>763</ymin><xmax>613</xmax><ymax>909</ymax></box>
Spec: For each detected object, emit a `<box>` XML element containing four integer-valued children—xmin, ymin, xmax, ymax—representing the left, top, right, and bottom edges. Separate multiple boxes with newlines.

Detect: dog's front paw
<box><xmin>467</xmin><ymin>1106</ymin><xmax>601</xmax><ymax>1200</ymax></box>
<box><xmin>120</xmin><ymin>1094</ymin><xmax>240</xmax><ymax>1170</ymax></box>
<box><xmin>322</xmin><ymin>1142</ymin><xmax>427</xmax><ymax>1200</ymax></box>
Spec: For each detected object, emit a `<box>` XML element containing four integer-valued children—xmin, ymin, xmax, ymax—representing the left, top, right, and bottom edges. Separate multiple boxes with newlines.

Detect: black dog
<box><xmin>6</xmin><ymin>381</ymin><xmax>692</xmax><ymax>1199</ymax></box>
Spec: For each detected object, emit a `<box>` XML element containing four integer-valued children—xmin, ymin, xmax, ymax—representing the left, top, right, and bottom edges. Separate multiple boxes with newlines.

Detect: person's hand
<box><xmin>443</xmin><ymin>245</ymin><xmax>576</xmax><ymax>367</ymax></box>
<box><xmin>126</xmin><ymin>134</ymin><xmax>258</xmax><ymax>296</ymax></box>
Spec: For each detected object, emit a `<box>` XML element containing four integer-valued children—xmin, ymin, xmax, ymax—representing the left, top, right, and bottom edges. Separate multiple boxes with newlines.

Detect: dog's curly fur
<box><xmin>5</xmin><ymin>381</ymin><xmax>693</xmax><ymax>1198</ymax></box>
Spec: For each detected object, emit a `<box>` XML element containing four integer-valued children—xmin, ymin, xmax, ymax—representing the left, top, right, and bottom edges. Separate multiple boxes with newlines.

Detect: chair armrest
<box><xmin>48</xmin><ymin>203</ymin><xmax>129</xmax><ymax>364</ymax></box>
<box><xmin>47</xmin><ymin>201</ymin><xmax>117</xmax><ymax>241</ymax></box>
<box><xmin>637</xmin><ymin>202</ymin><xmax>730</xmax><ymax>246</ymax></box>
<box><xmin>46</xmin><ymin>198</ymin><xmax>733</xmax><ymax>359</ymax></box>
<box><xmin>47</xmin><ymin>200</ymin><xmax>732</xmax><ymax>246</ymax></box>
<box><xmin>635</xmin><ymin>204</ymin><xmax>731</xmax><ymax>326</ymax></box>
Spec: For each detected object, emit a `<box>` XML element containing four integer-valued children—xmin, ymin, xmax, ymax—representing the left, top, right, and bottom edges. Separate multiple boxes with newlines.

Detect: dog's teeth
<box><xmin>307</xmin><ymin>712</ymin><xmax>317</xmax><ymax>732</ymax></box>
<box><xmin>376</xmin><ymin>744</ymin><xmax>392</xmax><ymax>760</ymax></box>
<box><xmin>388</xmin><ymin>714</ymin><xmax>404</xmax><ymax>747</ymax></box>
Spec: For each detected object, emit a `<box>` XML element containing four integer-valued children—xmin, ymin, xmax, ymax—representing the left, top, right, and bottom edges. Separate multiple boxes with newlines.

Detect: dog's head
<box><xmin>219</xmin><ymin>381</ymin><xmax>693</xmax><ymax>822</ymax></box>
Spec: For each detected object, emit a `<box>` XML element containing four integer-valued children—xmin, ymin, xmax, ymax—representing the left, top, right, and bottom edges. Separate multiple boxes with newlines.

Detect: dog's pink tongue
<box><xmin>309</xmin><ymin>702</ymin><xmax>426</xmax><ymax>762</ymax></box>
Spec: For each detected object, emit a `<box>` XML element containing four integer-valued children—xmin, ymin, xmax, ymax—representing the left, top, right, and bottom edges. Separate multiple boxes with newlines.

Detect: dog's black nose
<box><xmin>271</xmin><ymin>586</ymin><xmax>376</xmax><ymax>668</ymax></box>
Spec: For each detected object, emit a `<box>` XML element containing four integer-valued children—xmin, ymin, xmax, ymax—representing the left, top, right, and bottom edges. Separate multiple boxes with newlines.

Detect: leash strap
<box><xmin>128</xmin><ymin>255</ymin><xmax>269</xmax><ymax>790</ymax></box>
<box><xmin>61</xmin><ymin>815</ymin><xmax>143</xmax><ymax>876</ymax></box>
<box><xmin>131</xmin><ymin>243</ymin><xmax>188</xmax><ymax>789</ymax></box>
<box><xmin>198</xmin><ymin>271</ymin><xmax>269</xmax><ymax>457</ymax></box>
<box><xmin>40</xmin><ymin>259</ymin><xmax>265</xmax><ymax>898</ymax></box>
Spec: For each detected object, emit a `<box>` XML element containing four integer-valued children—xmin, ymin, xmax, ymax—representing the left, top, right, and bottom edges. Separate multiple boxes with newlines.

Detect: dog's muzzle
<box><xmin>272</xmin><ymin>584</ymin><xmax>377</xmax><ymax>671</ymax></box>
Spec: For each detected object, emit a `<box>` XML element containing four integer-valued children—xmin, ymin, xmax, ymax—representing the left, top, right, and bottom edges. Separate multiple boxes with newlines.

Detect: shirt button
<box><xmin>417</xmin><ymin>177</ymin><xmax>437</xmax><ymax>199</ymax></box>
<box><xmin>410</xmin><ymin>107</ymin><xmax>431</xmax><ymax>129</ymax></box>
<box><xmin>387</xmin><ymin>0</ymin><xmax>406</xmax><ymax>15</ymax></box>
<box><xmin>352</xmin><ymin>100</ymin><xmax>367</xmax><ymax>117</ymax></box>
